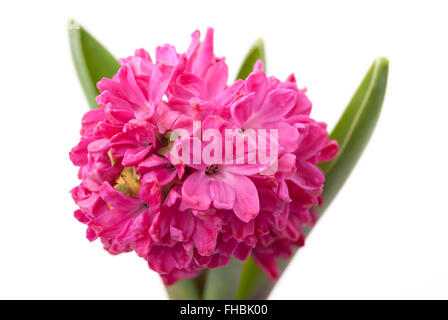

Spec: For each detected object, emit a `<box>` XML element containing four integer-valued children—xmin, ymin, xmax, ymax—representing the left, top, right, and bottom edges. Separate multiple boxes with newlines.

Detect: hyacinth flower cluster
<box><xmin>68</xmin><ymin>22</ymin><xmax>389</xmax><ymax>300</ymax></box>
<box><xmin>69</xmin><ymin>28</ymin><xmax>339</xmax><ymax>285</ymax></box>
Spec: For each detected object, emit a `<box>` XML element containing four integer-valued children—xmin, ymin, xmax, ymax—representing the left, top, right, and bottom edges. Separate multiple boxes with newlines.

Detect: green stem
<box><xmin>202</xmin><ymin>257</ymin><xmax>244</xmax><ymax>299</ymax></box>
<box><xmin>165</xmin><ymin>278</ymin><xmax>200</xmax><ymax>300</ymax></box>
<box><xmin>235</xmin><ymin>257</ymin><xmax>263</xmax><ymax>299</ymax></box>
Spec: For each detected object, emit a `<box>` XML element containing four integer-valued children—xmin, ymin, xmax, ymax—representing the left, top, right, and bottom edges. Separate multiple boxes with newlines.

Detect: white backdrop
<box><xmin>0</xmin><ymin>0</ymin><xmax>447</xmax><ymax>299</ymax></box>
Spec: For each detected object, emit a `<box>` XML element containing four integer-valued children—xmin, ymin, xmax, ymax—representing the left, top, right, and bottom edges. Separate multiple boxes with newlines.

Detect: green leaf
<box><xmin>235</xmin><ymin>38</ymin><xmax>266</xmax><ymax>80</ymax></box>
<box><xmin>235</xmin><ymin>57</ymin><xmax>389</xmax><ymax>300</ymax></box>
<box><xmin>317</xmin><ymin>57</ymin><xmax>389</xmax><ymax>207</ymax></box>
<box><xmin>68</xmin><ymin>19</ymin><xmax>120</xmax><ymax>109</ymax></box>
<box><xmin>200</xmin><ymin>40</ymin><xmax>266</xmax><ymax>299</ymax></box>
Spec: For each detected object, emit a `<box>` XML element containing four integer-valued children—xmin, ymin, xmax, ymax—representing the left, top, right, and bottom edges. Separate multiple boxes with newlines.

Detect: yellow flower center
<box><xmin>114</xmin><ymin>167</ymin><xmax>141</xmax><ymax>198</ymax></box>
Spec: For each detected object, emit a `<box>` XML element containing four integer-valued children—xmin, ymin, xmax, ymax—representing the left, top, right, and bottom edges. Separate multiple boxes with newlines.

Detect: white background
<box><xmin>0</xmin><ymin>0</ymin><xmax>447</xmax><ymax>299</ymax></box>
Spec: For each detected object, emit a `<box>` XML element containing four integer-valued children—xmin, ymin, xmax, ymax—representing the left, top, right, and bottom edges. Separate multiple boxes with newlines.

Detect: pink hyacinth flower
<box><xmin>69</xmin><ymin>27</ymin><xmax>339</xmax><ymax>286</ymax></box>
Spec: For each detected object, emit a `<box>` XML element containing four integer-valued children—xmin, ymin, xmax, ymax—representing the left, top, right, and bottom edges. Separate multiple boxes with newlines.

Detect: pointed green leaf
<box><xmin>317</xmin><ymin>57</ymin><xmax>389</xmax><ymax>208</ymax></box>
<box><xmin>235</xmin><ymin>38</ymin><xmax>266</xmax><ymax>80</ymax></box>
<box><xmin>236</xmin><ymin>57</ymin><xmax>389</xmax><ymax>300</ymax></box>
<box><xmin>68</xmin><ymin>20</ymin><xmax>120</xmax><ymax>109</ymax></box>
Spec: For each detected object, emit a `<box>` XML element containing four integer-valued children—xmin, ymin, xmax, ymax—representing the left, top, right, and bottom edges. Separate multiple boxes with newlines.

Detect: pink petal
<box><xmin>155</xmin><ymin>44</ymin><xmax>179</xmax><ymax>66</ymax></box>
<box><xmin>149</xmin><ymin>63</ymin><xmax>175</xmax><ymax>109</ymax></box>
<box><xmin>290</xmin><ymin>160</ymin><xmax>325</xmax><ymax>190</ymax></box>
<box><xmin>254</xmin><ymin>88</ymin><xmax>297</xmax><ymax>123</ymax></box>
<box><xmin>222</xmin><ymin>173</ymin><xmax>259</xmax><ymax>222</ymax></box>
<box><xmin>122</xmin><ymin>146</ymin><xmax>152</xmax><ymax>167</ymax></box>
<box><xmin>193</xmin><ymin>215</ymin><xmax>222</xmax><ymax>256</ymax></box>
<box><xmin>246</xmin><ymin>71</ymin><xmax>268</xmax><ymax>108</ymax></box>
<box><xmin>180</xmin><ymin>171</ymin><xmax>212</xmax><ymax>211</ymax></box>
<box><xmin>192</xmin><ymin>27</ymin><xmax>214</xmax><ymax>78</ymax></box>
<box><xmin>209</xmin><ymin>178</ymin><xmax>235</xmax><ymax>209</ymax></box>
<box><xmin>230</xmin><ymin>215</ymin><xmax>255</xmax><ymax>242</ymax></box>
<box><xmin>69</xmin><ymin>137</ymin><xmax>95</xmax><ymax>167</ymax></box>
<box><xmin>138</xmin><ymin>154</ymin><xmax>169</xmax><ymax>169</ymax></box>
<box><xmin>138</xmin><ymin>176</ymin><xmax>162</xmax><ymax>212</ymax></box>
<box><xmin>252</xmin><ymin>252</ymin><xmax>279</xmax><ymax>281</ymax></box>
<box><xmin>234</xmin><ymin>243</ymin><xmax>252</xmax><ymax>261</ymax></box>
<box><xmin>316</xmin><ymin>140</ymin><xmax>339</xmax><ymax>163</ymax></box>
<box><xmin>147</xmin><ymin>243</ymin><xmax>192</xmax><ymax>274</ymax></box>
<box><xmin>252</xmin><ymin>59</ymin><xmax>264</xmax><ymax>72</ymax></box>
<box><xmin>204</xmin><ymin>60</ymin><xmax>228</xmax><ymax>100</ymax></box>
<box><xmin>80</xmin><ymin>109</ymin><xmax>104</xmax><ymax>137</ymax></box>
<box><xmin>278</xmin><ymin>153</ymin><xmax>297</xmax><ymax>173</ymax></box>
<box><xmin>174</xmin><ymin>73</ymin><xmax>205</xmax><ymax>100</ymax></box>
<box><xmin>275</xmin><ymin>121</ymin><xmax>300</xmax><ymax>152</ymax></box>
<box><xmin>99</xmin><ymin>182</ymin><xmax>142</xmax><ymax>213</ymax></box>
<box><xmin>170</xmin><ymin>210</ymin><xmax>195</xmax><ymax>242</ymax></box>
<box><xmin>230</xmin><ymin>93</ymin><xmax>255</xmax><ymax>127</ymax></box>
<box><xmin>186</xmin><ymin>30</ymin><xmax>201</xmax><ymax>58</ymax></box>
